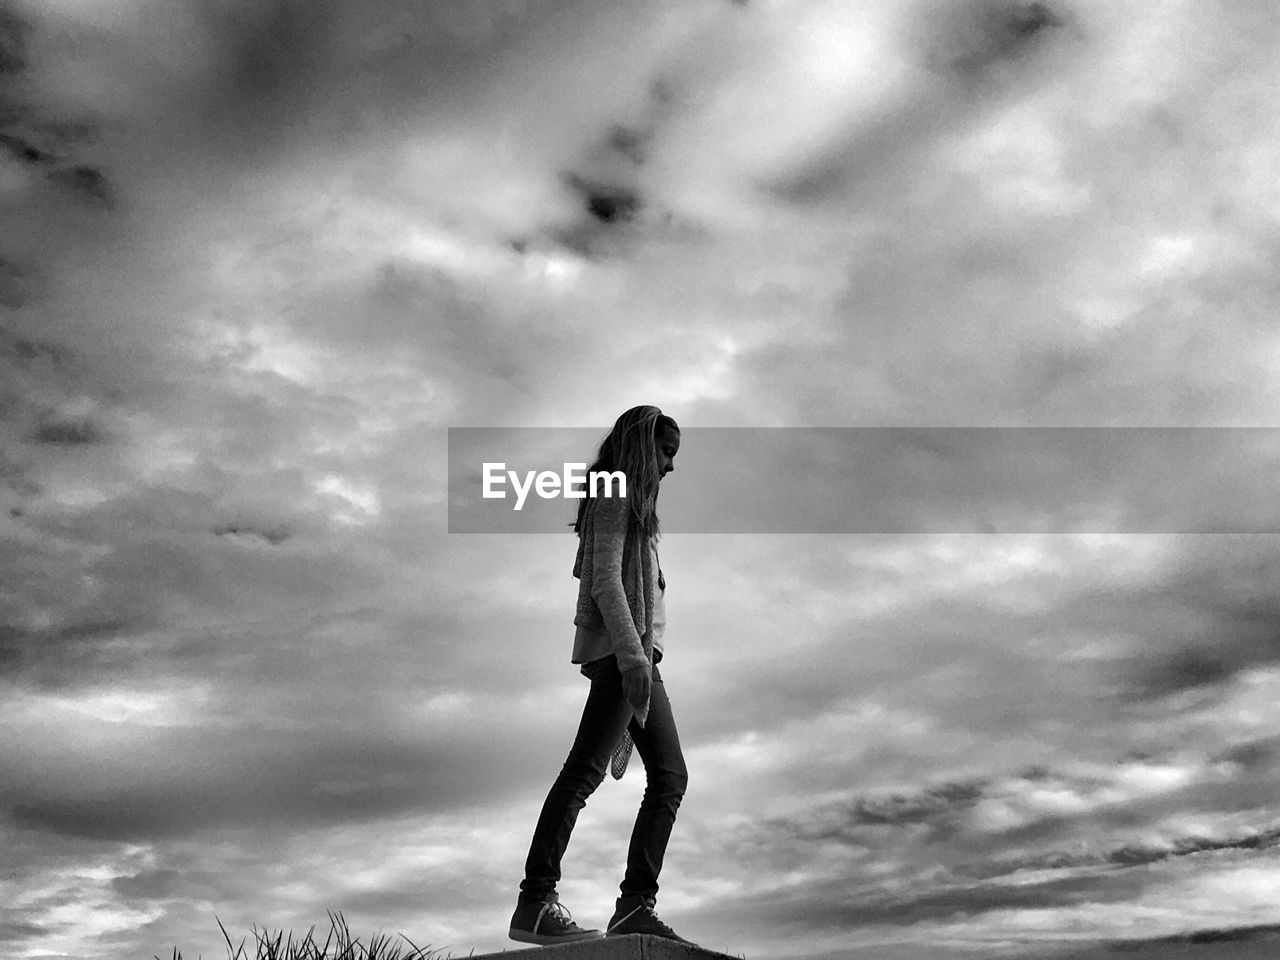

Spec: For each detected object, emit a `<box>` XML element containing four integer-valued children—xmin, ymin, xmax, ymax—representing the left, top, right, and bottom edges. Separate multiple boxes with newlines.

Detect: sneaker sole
<box><xmin>509</xmin><ymin>927</ymin><xmax>604</xmax><ymax>945</ymax></box>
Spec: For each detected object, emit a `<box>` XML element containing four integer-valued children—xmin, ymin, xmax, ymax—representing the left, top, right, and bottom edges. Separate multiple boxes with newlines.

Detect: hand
<box><xmin>621</xmin><ymin>663</ymin><xmax>652</xmax><ymax>711</ymax></box>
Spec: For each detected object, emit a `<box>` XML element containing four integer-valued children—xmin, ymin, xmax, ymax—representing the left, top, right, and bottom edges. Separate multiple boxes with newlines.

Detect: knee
<box><xmin>651</xmin><ymin>765</ymin><xmax>688</xmax><ymax>804</ymax></box>
<box><xmin>670</xmin><ymin>768</ymin><xmax>689</xmax><ymax>803</ymax></box>
<box><xmin>556</xmin><ymin>755</ymin><xmax>607</xmax><ymax>797</ymax></box>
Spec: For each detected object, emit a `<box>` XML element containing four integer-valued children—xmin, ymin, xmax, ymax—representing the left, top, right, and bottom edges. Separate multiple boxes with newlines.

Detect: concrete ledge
<box><xmin>465</xmin><ymin>934</ymin><xmax>742</xmax><ymax>960</ymax></box>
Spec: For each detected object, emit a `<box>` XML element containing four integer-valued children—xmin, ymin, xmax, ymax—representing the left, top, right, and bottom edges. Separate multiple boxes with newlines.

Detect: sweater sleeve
<box><xmin>588</xmin><ymin>495</ymin><xmax>649</xmax><ymax>674</ymax></box>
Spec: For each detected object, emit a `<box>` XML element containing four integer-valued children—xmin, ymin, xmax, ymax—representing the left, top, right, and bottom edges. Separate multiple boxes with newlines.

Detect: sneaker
<box><xmin>509</xmin><ymin>893</ymin><xmax>603</xmax><ymax>945</ymax></box>
<box><xmin>605</xmin><ymin>896</ymin><xmax>692</xmax><ymax>943</ymax></box>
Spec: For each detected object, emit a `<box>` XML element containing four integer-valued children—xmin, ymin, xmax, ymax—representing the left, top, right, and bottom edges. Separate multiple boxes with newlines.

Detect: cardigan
<box><xmin>574</xmin><ymin>542</ymin><xmax>666</xmax><ymax>666</ymax></box>
<box><xmin>571</xmin><ymin>494</ymin><xmax>659</xmax><ymax>677</ymax></box>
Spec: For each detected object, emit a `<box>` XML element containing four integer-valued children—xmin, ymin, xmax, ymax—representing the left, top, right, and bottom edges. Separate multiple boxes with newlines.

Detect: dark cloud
<box><xmin>0</xmin><ymin>130</ymin><xmax>50</xmax><ymax>163</ymax></box>
<box><xmin>1161</xmin><ymin>924</ymin><xmax>1280</xmax><ymax>945</ymax></box>
<box><xmin>0</xmin><ymin>616</ymin><xmax>150</xmax><ymax>682</ymax></box>
<box><xmin>605</xmin><ymin>124</ymin><xmax>647</xmax><ymax>165</ymax></box>
<box><xmin>1216</xmin><ymin>736</ymin><xmax>1280</xmax><ymax>770</ymax></box>
<box><xmin>0</xmin><ymin>919</ymin><xmax>49</xmax><ymax>943</ymax></box>
<box><xmin>47</xmin><ymin>163</ymin><xmax>111</xmax><ymax>203</ymax></box>
<box><xmin>0</xmin><ymin>128</ymin><xmax>109</xmax><ymax>204</ymax></box>
<box><xmin>850</xmin><ymin>780</ymin><xmax>986</xmax><ymax>827</ymax></box>
<box><xmin>0</xmin><ymin>321</ymin><xmax>58</xmax><ymax>361</ymax></box>
<box><xmin>954</xmin><ymin>846</ymin><xmax>1092</xmax><ymax>880</ymax></box>
<box><xmin>30</xmin><ymin>410</ymin><xmax>102</xmax><ymax>445</ymax></box>
<box><xmin>72</xmin><ymin>0</ymin><xmax>589</xmax><ymax>181</ymax></box>
<box><xmin>691</xmin><ymin>863</ymin><xmax>1153</xmax><ymax>938</ymax></box>
<box><xmin>1128</xmin><ymin>648</ymin><xmax>1235</xmax><ymax>700</ymax></box>
<box><xmin>212</xmin><ymin>522</ymin><xmax>293</xmax><ymax>546</ymax></box>
<box><xmin>0</xmin><ymin>486</ymin><xmax>385</xmax><ymax>691</ymax></box>
<box><xmin>0</xmin><ymin>466</ymin><xmax>38</xmax><ymax>501</ymax></box>
<box><xmin>921</xmin><ymin>1</ymin><xmax>1067</xmax><ymax>81</ymax></box>
<box><xmin>108</xmin><ymin>868</ymin><xmax>184</xmax><ymax>901</ymax></box>
<box><xmin>563</xmin><ymin>172</ymin><xmax>642</xmax><ymax>226</ymax></box>
<box><xmin>0</xmin><ymin>98</ymin><xmax>110</xmax><ymax>205</ymax></box>
<box><xmin>0</xmin><ymin>260</ymin><xmax>34</xmax><ymax>307</ymax></box>
<box><xmin>1110</xmin><ymin>540</ymin><xmax>1280</xmax><ymax>700</ymax></box>
<box><xmin>1048</xmin><ymin>925</ymin><xmax>1280</xmax><ymax>960</ymax></box>
<box><xmin>3</xmin><ymin>724</ymin><xmax>540</xmax><ymax>841</ymax></box>
<box><xmin>552</xmin><ymin>113</ymin><xmax>652</xmax><ymax>254</ymax></box>
<box><xmin>771</xmin><ymin>782</ymin><xmax>979</xmax><ymax>844</ymax></box>
<box><xmin>0</xmin><ymin>2</ymin><xmax>28</xmax><ymax>74</ymax></box>
<box><xmin>859</xmin><ymin>873</ymin><xmax>1119</xmax><ymax>926</ymax></box>
<box><xmin>1104</xmin><ymin>826</ymin><xmax>1280</xmax><ymax>868</ymax></box>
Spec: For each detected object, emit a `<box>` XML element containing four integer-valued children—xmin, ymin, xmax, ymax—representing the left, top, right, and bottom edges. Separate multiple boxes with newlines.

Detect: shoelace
<box><xmin>536</xmin><ymin>899</ymin><xmax>575</xmax><ymax>933</ymax></box>
<box><xmin>611</xmin><ymin>902</ymin><xmax>676</xmax><ymax>937</ymax></box>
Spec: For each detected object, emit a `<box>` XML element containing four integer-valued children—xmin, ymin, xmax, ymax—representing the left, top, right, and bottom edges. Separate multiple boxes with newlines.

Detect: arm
<box><xmin>589</xmin><ymin>494</ymin><xmax>650</xmax><ymax>677</ymax></box>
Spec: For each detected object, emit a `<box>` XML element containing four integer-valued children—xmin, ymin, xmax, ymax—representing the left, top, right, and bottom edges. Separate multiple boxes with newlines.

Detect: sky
<box><xmin>4</xmin><ymin>0</ymin><xmax>1280</xmax><ymax>958</ymax></box>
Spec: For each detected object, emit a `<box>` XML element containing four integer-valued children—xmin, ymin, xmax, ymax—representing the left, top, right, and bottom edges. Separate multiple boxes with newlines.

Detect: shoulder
<box><xmin>590</xmin><ymin>493</ymin><xmax>636</xmax><ymax>544</ymax></box>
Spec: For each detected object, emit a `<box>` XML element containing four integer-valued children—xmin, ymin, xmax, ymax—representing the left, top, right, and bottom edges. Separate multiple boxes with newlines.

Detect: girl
<box><xmin>509</xmin><ymin>405</ymin><xmax>689</xmax><ymax>945</ymax></box>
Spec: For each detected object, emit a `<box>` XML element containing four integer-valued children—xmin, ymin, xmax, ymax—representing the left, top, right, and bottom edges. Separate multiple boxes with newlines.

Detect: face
<box><xmin>655</xmin><ymin>425</ymin><xmax>680</xmax><ymax>480</ymax></box>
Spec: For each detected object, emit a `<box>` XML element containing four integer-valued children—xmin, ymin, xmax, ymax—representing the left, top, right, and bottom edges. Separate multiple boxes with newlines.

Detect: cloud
<box><xmin>914</xmin><ymin>0</ymin><xmax>1067</xmax><ymax>81</ymax></box>
<box><xmin>767</xmin><ymin>0</ymin><xmax>1076</xmax><ymax>203</ymax></box>
<box><xmin>29</xmin><ymin>408</ymin><xmax>102</xmax><ymax>445</ymax></box>
<box><xmin>1046</xmin><ymin>924</ymin><xmax>1280</xmax><ymax>960</ymax></box>
<box><xmin>1100</xmin><ymin>538</ymin><xmax>1280</xmax><ymax>699</ymax></box>
<box><xmin>1148</xmin><ymin>924</ymin><xmax>1280</xmax><ymax>945</ymax></box>
<box><xmin>6</xmin><ymin>0</ymin><xmax>1280</xmax><ymax>957</ymax></box>
<box><xmin>0</xmin><ymin>3</ymin><xmax>29</xmax><ymax>74</ymax></box>
<box><xmin>675</xmin><ymin>757</ymin><xmax>1280</xmax><ymax>957</ymax></box>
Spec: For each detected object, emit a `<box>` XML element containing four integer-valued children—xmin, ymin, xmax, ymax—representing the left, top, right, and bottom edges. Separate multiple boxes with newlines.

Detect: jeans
<box><xmin>521</xmin><ymin>655</ymin><xmax>688</xmax><ymax>902</ymax></box>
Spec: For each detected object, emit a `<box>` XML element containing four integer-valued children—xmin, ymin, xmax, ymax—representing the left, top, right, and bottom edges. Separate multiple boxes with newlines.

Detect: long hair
<box><xmin>572</xmin><ymin>405</ymin><xmax>679</xmax><ymax>538</ymax></box>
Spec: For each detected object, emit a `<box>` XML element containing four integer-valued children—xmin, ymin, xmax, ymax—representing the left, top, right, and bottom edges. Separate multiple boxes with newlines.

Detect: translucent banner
<box><xmin>448</xmin><ymin>427</ymin><xmax>1280</xmax><ymax>534</ymax></box>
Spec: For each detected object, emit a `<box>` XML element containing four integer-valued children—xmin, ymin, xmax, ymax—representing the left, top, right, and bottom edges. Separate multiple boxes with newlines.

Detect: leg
<box><xmin>619</xmin><ymin>664</ymin><xmax>688</xmax><ymax>903</ymax></box>
<box><xmin>520</xmin><ymin>657</ymin><xmax>633</xmax><ymax>898</ymax></box>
